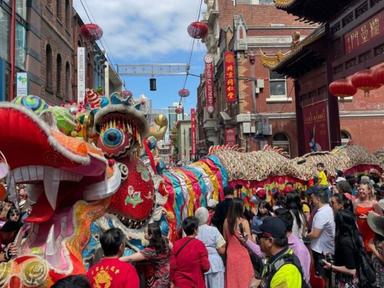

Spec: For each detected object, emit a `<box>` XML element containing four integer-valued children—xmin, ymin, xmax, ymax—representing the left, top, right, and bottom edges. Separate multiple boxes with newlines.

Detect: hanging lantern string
<box><xmin>180</xmin><ymin>0</ymin><xmax>204</xmax><ymax>105</ymax></box>
<box><xmin>79</xmin><ymin>0</ymin><xmax>118</xmax><ymax>81</ymax></box>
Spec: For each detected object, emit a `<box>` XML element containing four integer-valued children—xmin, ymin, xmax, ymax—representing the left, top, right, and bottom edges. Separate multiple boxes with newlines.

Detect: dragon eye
<box><xmin>102</xmin><ymin>128</ymin><xmax>124</xmax><ymax>148</ymax></box>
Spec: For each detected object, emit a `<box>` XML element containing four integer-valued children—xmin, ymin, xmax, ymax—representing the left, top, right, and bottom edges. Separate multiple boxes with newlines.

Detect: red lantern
<box><xmin>350</xmin><ymin>69</ymin><xmax>380</xmax><ymax>96</ymax></box>
<box><xmin>187</xmin><ymin>21</ymin><xmax>208</xmax><ymax>39</ymax></box>
<box><xmin>329</xmin><ymin>79</ymin><xmax>357</xmax><ymax>98</ymax></box>
<box><xmin>178</xmin><ymin>88</ymin><xmax>190</xmax><ymax>97</ymax></box>
<box><xmin>372</xmin><ymin>64</ymin><xmax>384</xmax><ymax>85</ymax></box>
<box><xmin>80</xmin><ymin>23</ymin><xmax>103</xmax><ymax>41</ymax></box>
<box><xmin>175</xmin><ymin>106</ymin><xmax>183</xmax><ymax>114</ymax></box>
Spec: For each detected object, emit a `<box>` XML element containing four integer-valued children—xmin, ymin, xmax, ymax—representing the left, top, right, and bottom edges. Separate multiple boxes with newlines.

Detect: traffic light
<box><xmin>150</xmin><ymin>78</ymin><xmax>156</xmax><ymax>91</ymax></box>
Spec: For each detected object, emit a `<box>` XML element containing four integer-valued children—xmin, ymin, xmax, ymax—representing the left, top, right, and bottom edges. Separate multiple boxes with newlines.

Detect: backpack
<box><xmin>351</xmin><ymin>235</ymin><xmax>376</xmax><ymax>288</ymax></box>
<box><xmin>261</xmin><ymin>248</ymin><xmax>309</xmax><ymax>288</ymax></box>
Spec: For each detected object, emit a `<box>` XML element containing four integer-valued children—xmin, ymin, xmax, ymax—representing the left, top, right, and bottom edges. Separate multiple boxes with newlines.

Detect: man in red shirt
<box><xmin>170</xmin><ymin>216</ymin><xmax>210</xmax><ymax>288</ymax></box>
<box><xmin>87</xmin><ymin>228</ymin><xmax>139</xmax><ymax>288</ymax></box>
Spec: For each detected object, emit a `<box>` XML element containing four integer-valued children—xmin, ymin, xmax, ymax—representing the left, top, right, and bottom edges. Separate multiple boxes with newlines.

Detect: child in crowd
<box><xmin>316</xmin><ymin>162</ymin><xmax>329</xmax><ymax>186</ymax></box>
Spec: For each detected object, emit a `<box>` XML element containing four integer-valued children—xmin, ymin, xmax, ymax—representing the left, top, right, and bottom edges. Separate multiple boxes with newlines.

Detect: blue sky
<box><xmin>74</xmin><ymin>0</ymin><xmax>206</xmax><ymax>111</ymax></box>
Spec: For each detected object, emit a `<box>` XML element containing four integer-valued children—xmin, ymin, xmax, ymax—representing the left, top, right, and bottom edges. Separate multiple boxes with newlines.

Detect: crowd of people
<box><xmin>1</xmin><ymin>164</ymin><xmax>384</xmax><ymax>288</ymax></box>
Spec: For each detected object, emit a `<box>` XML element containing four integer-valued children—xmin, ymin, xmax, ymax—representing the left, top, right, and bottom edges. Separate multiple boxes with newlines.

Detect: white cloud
<box><xmin>74</xmin><ymin>0</ymin><xmax>206</xmax><ymax>61</ymax></box>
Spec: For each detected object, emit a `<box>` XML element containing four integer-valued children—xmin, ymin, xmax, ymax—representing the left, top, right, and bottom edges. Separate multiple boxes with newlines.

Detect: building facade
<box><xmin>197</xmin><ymin>0</ymin><xmax>316</xmax><ymax>157</ymax></box>
<box><xmin>269</xmin><ymin>0</ymin><xmax>384</xmax><ymax>154</ymax></box>
<box><xmin>0</xmin><ymin>0</ymin><xmax>120</xmax><ymax>104</ymax></box>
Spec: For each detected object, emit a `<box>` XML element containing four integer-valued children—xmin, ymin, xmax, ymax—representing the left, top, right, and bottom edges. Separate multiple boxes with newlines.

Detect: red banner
<box><xmin>224</xmin><ymin>51</ymin><xmax>236</xmax><ymax>103</ymax></box>
<box><xmin>225</xmin><ymin>128</ymin><xmax>236</xmax><ymax>146</ymax></box>
<box><xmin>303</xmin><ymin>101</ymin><xmax>330</xmax><ymax>153</ymax></box>
<box><xmin>344</xmin><ymin>9</ymin><xmax>384</xmax><ymax>55</ymax></box>
<box><xmin>191</xmin><ymin>108</ymin><xmax>196</xmax><ymax>158</ymax></box>
<box><xmin>204</xmin><ymin>54</ymin><xmax>215</xmax><ymax>113</ymax></box>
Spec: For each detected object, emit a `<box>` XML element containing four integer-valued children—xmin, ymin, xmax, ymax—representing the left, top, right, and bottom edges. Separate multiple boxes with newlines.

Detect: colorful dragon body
<box><xmin>0</xmin><ymin>92</ymin><xmax>381</xmax><ymax>287</ymax></box>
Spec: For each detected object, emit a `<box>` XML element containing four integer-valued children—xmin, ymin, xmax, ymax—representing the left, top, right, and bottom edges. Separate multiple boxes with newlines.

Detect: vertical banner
<box><xmin>191</xmin><ymin>108</ymin><xmax>196</xmax><ymax>159</ymax></box>
<box><xmin>303</xmin><ymin>101</ymin><xmax>330</xmax><ymax>153</ymax></box>
<box><xmin>204</xmin><ymin>54</ymin><xmax>214</xmax><ymax>113</ymax></box>
<box><xmin>225</xmin><ymin>128</ymin><xmax>236</xmax><ymax>146</ymax></box>
<box><xmin>224</xmin><ymin>51</ymin><xmax>236</xmax><ymax>103</ymax></box>
<box><xmin>77</xmin><ymin>47</ymin><xmax>86</xmax><ymax>104</ymax></box>
<box><xmin>16</xmin><ymin>72</ymin><xmax>28</xmax><ymax>97</ymax></box>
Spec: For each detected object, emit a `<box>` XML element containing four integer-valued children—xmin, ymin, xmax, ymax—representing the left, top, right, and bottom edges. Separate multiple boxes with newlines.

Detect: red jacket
<box><xmin>170</xmin><ymin>237</ymin><xmax>210</xmax><ymax>288</ymax></box>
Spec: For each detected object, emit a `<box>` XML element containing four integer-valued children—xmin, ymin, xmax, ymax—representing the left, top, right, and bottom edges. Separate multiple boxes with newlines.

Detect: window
<box><xmin>16</xmin><ymin>0</ymin><xmax>27</xmax><ymax>20</ymax></box>
<box><xmin>269</xmin><ymin>71</ymin><xmax>287</xmax><ymax>97</ymax></box>
<box><xmin>259</xmin><ymin>0</ymin><xmax>273</xmax><ymax>4</ymax></box>
<box><xmin>65</xmin><ymin>0</ymin><xmax>70</xmax><ymax>28</ymax></box>
<box><xmin>341</xmin><ymin>130</ymin><xmax>351</xmax><ymax>145</ymax></box>
<box><xmin>56</xmin><ymin>54</ymin><xmax>62</xmax><ymax>96</ymax></box>
<box><xmin>272</xmin><ymin>133</ymin><xmax>290</xmax><ymax>156</ymax></box>
<box><xmin>46</xmin><ymin>45</ymin><xmax>52</xmax><ymax>90</ymax></box>
<box><xmin>0</xmin><ymin>8</ymin><xmax>10</xmax><ymax>61</ymax></box>
<box><xmin>65</xmin><ymin>62</ymin><xmax>70</xmax><ymax>98</ymax></box>
<box><xmin>15</xmin><ymin>23</ymin><xmax>26</xmax><ymax>69</ymax></box>
<box><xmin>56</xmin><ymin>0</ymin><xmax>61</xmax><ymax>20</ymax></box>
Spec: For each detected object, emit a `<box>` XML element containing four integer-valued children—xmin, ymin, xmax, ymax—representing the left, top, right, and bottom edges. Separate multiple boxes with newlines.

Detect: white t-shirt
<box><xmin>310</xmin><ymin>204</ymin><xmax>335</xmax><ymax>255</ymax></box>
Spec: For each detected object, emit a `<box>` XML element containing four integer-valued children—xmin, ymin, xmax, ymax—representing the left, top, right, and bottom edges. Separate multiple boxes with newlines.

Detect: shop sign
<box><xmin>224</xmin><ymin>51</ymin><xmax>237</xmax><ymax>103</ymax></box>
<box><xmin>225</xmin><ymin>128</ymin><xmax>237</xmax><ymax>146</ymax></box>
<box><xmin>16</xmin><ymin>72</ymin><xmax>27</xmax><ymax>97</ymax></box>
<box><xmin>344</xmin><ymin>10</ymin><xmax>384</xmax><ymax>54</ymax></box>
<box><xmin>204</xmin><ymin>54</ymin><xmax>215</xmax><ymax>113</ymax></box>
<box><xmin>303</xmin><ymin>101</ymin><xmax>330</xmax><ymax>153</ymax></box>
<box><xmin>77</xmin><ymin>47</ymin><xmax>86</xmax><ymax>104</ymax></box>
<box><xmin>191</xmin><ymin>108</ymin><xmax>197</xmax><ymax>158</ymax></box>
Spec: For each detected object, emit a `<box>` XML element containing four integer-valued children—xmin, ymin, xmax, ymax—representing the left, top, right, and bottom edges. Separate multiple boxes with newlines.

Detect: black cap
<box><xmin>255</xmin><ymin>216</ymin><xmax>287</xmax><ymax>239</ymax></box>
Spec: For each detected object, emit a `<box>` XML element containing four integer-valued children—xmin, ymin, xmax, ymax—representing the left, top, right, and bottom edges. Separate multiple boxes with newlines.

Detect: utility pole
<box><xmin>9</xmin><ymin>0</ymin><xmax>16</xmax><ymax>100</ymax></box>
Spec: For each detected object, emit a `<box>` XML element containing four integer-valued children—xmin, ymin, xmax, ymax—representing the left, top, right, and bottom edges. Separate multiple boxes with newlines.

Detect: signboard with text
<box><xmin>191</xmin><ymin>108</ymin><xmax>196</xmax><ymax>158</ymax></box>
<box><xmin>77</xmin><ymin>47</ymin><xmax>86</xmax><ymax>104</ymax></box>
<box><xmin>303</xmin><ymin>101</ymin><xmax>330</xmax><ymax>153</ymax></box>
<box><xmin>224</xmin><ymin>51</ymin><xmax>237</xmax><ymax>103</ymax></box>
<box><xmin>344</xmin><ymin>9</ymin><xmax>384</xmax><ymax>55</ymax></box>
<box><xmin>204</xmin><ymin>54</ymin><xmax>215</xmax><ymax>113</ymax></box>
<box><xmin>225</xmin><ymin>128</ymin><xmax>236</xmax><ymax>146</ymax></box>
<box><xmin>16</xmin><ymin>72</ymin><xmax>28</xmax><ymax>97</ymax></box>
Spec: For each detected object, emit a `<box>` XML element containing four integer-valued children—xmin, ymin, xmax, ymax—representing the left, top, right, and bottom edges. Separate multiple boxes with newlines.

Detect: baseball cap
<box><xmin>254</xmin><ymin>216</ymin><xmax>287</xmax><ymax>239</ymax></box>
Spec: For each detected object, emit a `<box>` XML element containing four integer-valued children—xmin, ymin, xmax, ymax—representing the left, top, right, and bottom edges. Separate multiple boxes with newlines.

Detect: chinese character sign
<box><xmin>225</xmin><ymin>128</ymin><xmax>236</xmax><ymax>146</ymax></box>
<box><xmin>77</xmin><ymin>47</ymin><xmax>86</xmax><ymax>104</ymax></box>
<box><xmin>344</xmin><ymin>11</ymin><xmax>384</xmax><ymax>55</ymax></box>
<box><xmin>224</xmin><ymin>51</ymin><xmax>236</xmax><ymax>103</ymax></box>
<box><xmin>191</xmin><ymin>108</ymin><xmax>197</xmax><ymax>158</ymax></box>
<box><xmin>204</xmin><ymin>54</ymin><xmax>215</xmax><ymax>113</ymax></box>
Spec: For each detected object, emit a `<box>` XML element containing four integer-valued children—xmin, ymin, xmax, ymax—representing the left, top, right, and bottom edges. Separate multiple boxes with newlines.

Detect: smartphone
<box><xmin>239</xmin><ymin>223</ymin><xmax>245</xmax><ymax>236</ymax></box>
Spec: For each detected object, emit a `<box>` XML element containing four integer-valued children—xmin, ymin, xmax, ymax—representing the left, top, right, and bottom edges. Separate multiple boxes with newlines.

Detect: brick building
<box><xmin>267</xmin><ymin>0</ymin><xmax>384</xmax><ymax>154</ymax></box>
<box><xmin>0</xmin><ymin>0</ymin><xmax>120</xmax><ymax>104</ymax></box>
<box><xmin>197</xmin><ymin>0</ymin><xmax>315</xmax><ymax>157</ymax></box>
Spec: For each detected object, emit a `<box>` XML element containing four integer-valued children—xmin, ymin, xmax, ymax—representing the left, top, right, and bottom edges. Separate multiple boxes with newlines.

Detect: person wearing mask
<box><xmin>223</xmin><ymin>198</ymin><xmax>254</xmax><ymax>288</ymax></box>
<box><xmin>170</xmin><ymin>216</ymin><xmax>210</xmax><ymax>288</ymax></box>
<box><xmin>275</xmin><ymin>208</ymin><xmax>311</xmax><ymax>285</ymax></box>
<box><xmin>307</xmin><ymin>186</ymin><xmax>335</xmax><ymax>281</ymax></box>
<box><xmin>87</xmin><ymin>228</ymin><xmax>139</xmax><ymax>288</ymax></box>
<box><xmin>211</xmin><ymin>186</ymin><xmax>234</xmax><ymax>234</ymax></box>
<box><xmin>254</xmin><ymin>216</ymin><xmax>303</xmax><ymax>288</ymax></box>
<box><xmin>322</xmin><ymin>210</ymin><xmax>361</xmax><ymax>287</ymax></box>
<box><xmin>284</xmin><ymin>192</ymin><xmax>306</xmax><ymax>239</ymax></box>
<box><xmin>195</xmin><ymin>207</ymin><xmax>226</xmax><ymax>288</ymax></box>
<box><xmin>120</xmin><ymin>222</ymin><xmax>170</xmax><ymax>288</ymax></box>
<box><xmin>353</xmin><ymin>182</ymin><xmax>377</xmax><ymax>252</ymax></box>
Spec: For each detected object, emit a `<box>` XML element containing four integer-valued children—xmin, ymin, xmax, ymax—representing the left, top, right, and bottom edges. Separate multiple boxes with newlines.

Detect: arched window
<box><xmin>56</xmin><ymin>54</ymin><xmax>62</xmax><ymax>96</ymax></box>
<box><xmin>45</xmin><ymin>44</ymin><xmax>52</xmax><ymax>90</ymax></box>
<box><xmin>272</xmin><ymin>132</ymin><xmax>290</xmax><ymax>156</ymax></box>
<box><xmin>341</xmin><ymin>130</ymin><xmax>351</xmax><ymax>145</ymax></box>
<box><xmin>56</xmin><ymin>0</ymin><xmax>61</xmax><ymax>20</ymax></box>
<box><xmin>65</xmin><ymin>62</ymin><xmax>70</xmax><ymax>98</ymax></box>
<box><xmin>65</xmin><ymin>0</ymin><xmax>70</xmax><ymax>28</ymax></box>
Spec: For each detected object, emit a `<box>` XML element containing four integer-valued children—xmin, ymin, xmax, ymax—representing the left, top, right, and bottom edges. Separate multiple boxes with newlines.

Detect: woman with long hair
<box><xmin>223</xmin><ymin>198</ymin><xmax>254</xmax><ymax>288</ymax></box>
<box><xmin>353</xmin><ymin>182</ymin><xmax>377</xmax><ymax>252</ymax></box>
<box><xmin>120</xmin><ymin>222</ymin><xmax>170</xmax><ymax>288</ymax></box>
<box><xmin>322</xmin><ymin>209</ymin><xmax>361</xmax><ymax>287</ymax></box>
<box><xmin>285</xmin><ymin>192</ymin><xmax>306</xmax><ymax>239</ymax></box>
